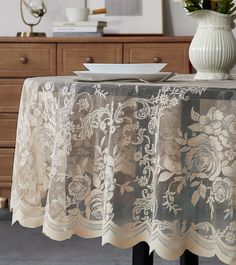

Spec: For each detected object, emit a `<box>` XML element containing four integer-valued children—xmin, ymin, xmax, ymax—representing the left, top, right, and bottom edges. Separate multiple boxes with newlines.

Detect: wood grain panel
<box><xmin>57</xmin><ymin>43</ymin><xmax>122</xmax><ymax>75</ymax></box>
<box><xmin>0</xmin><ymin>43</ymin><xmax>56</xmax><ymax>77</ymax></box>
<box><xmin>0</xmin><ymin>114</ymin><xmax>18</xmax><ymax>147</ymax></box>
<box><xmin>0</xmin><ymin>79</ymin><xmax>24</xmax><ymax>113</ymax></box>
<box><xmin>0</xmin><ymin>148</ymin><xmax>14</xmax><ymax>199</ymax></box>
<box><xmin>124</xmin><ymin>43</ymin><xmax>191</xmax><ymax>73</ymax></box>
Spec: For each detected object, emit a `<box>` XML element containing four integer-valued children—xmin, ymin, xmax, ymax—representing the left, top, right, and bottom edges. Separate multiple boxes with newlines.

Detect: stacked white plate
<box><xmin>73</xmin><ymin>63</ymin><xmax>174</xmax><ymax>82</ymax></box>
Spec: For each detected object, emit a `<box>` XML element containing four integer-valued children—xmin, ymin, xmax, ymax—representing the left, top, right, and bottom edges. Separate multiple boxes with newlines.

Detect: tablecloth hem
<box><xmin>101</xmin><ymin>230</ymin><xmax>236</xmax><ymax>265</ymax></box>
<box><xmin>11</xmin><ymin>208</ymin><xmax>44</xmax><ymax>228</ymax></box>
<box><xmin>12</xmin><ymin>208</ymin><xmax>236</xmax><ymax>265</ymax></box>
<box><xmin>42</xmin><ymin>220</ymin><xmax>103</xmax><ymax>241</ymax></box>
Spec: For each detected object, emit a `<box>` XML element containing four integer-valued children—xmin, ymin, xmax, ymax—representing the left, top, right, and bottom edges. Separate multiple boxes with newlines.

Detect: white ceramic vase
<box><xmin>189</xmin><ymin>10</ymin><xmax>236</xmax><ymax>80</ymax></box>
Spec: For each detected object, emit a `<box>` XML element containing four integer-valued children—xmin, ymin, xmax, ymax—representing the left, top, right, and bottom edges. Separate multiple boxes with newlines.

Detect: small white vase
<box><xmin>189</xmin><ymin>10</ymin><xmax>236</xmax><ymax>80</ymax></box>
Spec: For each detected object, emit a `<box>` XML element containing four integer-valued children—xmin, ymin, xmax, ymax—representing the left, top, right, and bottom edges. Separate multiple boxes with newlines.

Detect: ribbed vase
<box><xmin>189</xmin><ymin>10</ymin><xmax>236</xmax><ymax>80</ymax></box>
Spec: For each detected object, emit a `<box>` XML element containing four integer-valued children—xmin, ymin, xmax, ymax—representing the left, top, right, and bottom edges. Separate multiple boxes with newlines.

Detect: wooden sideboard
<box><xmin>0</xmin><ymin>36</ymin><xmax>192</xmax><ymax>202</ymax></box>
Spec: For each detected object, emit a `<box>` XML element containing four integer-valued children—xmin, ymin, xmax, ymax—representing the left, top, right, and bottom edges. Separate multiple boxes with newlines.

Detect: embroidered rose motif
<box><xmin>213</xmin><ymin>178</ymin><xmax>233</xmax><ymax>203</ymax></box>
<box><xmin>198</xmin><ymin>108</ymin><xmax>229</xmax><ymax>136</ymax></box>
<box><xmin>184</xmin><ymin>134</ymin><xmax>222</xmax><ymax>181</ymax></box>
<box><xmin>67</xmin><ymin>174</ymin><xmax>91</xmax><ymax>202</ymax></box>
<box><xmin>85</xmin><ymin>189</ymin><xmax>104</xmax><ymax>220</ymax></box>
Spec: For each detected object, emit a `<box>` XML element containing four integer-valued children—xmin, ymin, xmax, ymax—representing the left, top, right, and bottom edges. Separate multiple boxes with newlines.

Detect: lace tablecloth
<box><xmin>11</xmin><ymin>75</ymin><xmax>236</xmax><ymax>264</ymax></box>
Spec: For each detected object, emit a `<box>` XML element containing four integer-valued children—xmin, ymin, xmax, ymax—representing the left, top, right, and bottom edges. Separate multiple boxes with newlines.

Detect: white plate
<box><xmin>83</xmin><ymin>63</ymin><xmax>167</xmax><ymax>74</ymax></box>
<box><xmin>73</xmin><ymin>71</ymin><xmax>174</xmax><ymax>82</ymax></box>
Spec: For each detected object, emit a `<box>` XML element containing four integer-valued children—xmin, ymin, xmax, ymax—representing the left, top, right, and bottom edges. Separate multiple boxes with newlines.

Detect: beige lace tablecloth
<box><xmin>11</xmin><ymin>75</ymin><xmax>236</xmax><ymax>264</ymax></box>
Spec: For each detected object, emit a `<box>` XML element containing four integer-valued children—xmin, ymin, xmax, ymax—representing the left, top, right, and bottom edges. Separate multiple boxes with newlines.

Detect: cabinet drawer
<box><xmin>124</xmin><ymin>43</ymin><xmax>191</xmax><ymax>73</ymax></box>
<box><xmin>0</xmin><ymin>79</ymin><xmax>24</xmax><ymax>113</ymax></box>
<box><xmin>0</xmin><ymin>43</ymin><xmax>56</xmax><ymax>77</ymax></box>
<box><xmin>0</xmin><ymin>148</ymin><xmax>13</xmax><ymax>179</ymax></box>
<box><xmin>0</xmin><ymin>114</ymin><xmax>18</xmax><ymax>147</ymax></box>
<box><xmin>0</xmin><ymin>148</ymin><xmax>14</xmax><ymax>199</ymax></box>
<box><xmin>57</xmin><ymin>43</ymin><xmax>122</xmax><ymax>75</ymax></box>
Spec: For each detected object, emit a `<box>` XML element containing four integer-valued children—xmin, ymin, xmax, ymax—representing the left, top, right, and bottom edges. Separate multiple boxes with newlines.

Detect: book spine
<box><xmin>52</xmin><ymin>21</ymin><xmax>107</xmax><ymax>27</ymax></box>
<box><xmin>52</xmin><ymin>32</ymin><xmax>103</xmax><ymax>37</ymax></box>
<box><xmin>52</xmin><ymin>26</ymin><xmax>103</xmax><ymax>32</ymax></box>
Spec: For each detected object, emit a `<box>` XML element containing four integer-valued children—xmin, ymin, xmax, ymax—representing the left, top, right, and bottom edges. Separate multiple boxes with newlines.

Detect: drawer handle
<box><xmin>85</xmin><ymin>57</ymin><xmax>94</xmax><ymax>63</ymax></box>
<box><xmin>153</xmin><ymin>57</ymin><xmax>162</xmax><ymax>63</ymax></box>
<box><xmin>19</xmin><ymin>57</ymin><xmax>28</xmax><ymax>64</ymax></box>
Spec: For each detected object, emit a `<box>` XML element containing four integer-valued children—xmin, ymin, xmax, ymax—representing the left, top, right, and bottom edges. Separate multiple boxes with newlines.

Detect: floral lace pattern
<box><xmin>10</xmin><ymin>77</ymin><xmax>236</xmax><ymax>264</ymax></box>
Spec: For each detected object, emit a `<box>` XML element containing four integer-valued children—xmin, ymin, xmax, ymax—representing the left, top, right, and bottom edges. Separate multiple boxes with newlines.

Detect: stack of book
<box><xmin>52</xmin><ymin>21</ymin><xmax>107</xmax><ymax>37</ymax></box>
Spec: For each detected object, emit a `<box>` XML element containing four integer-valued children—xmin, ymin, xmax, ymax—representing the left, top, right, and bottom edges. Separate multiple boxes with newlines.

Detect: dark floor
<box><xmin>0</xmin><ymin>209</ymin><xmax>224</xmax><ymax>265</ymax></box>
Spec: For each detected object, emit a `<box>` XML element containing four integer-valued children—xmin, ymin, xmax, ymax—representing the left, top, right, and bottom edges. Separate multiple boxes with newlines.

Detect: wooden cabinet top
<box><xmin>0</xmin><ymin>36</ymin><xmax>192</xmax><ymax>43</ymax></box>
